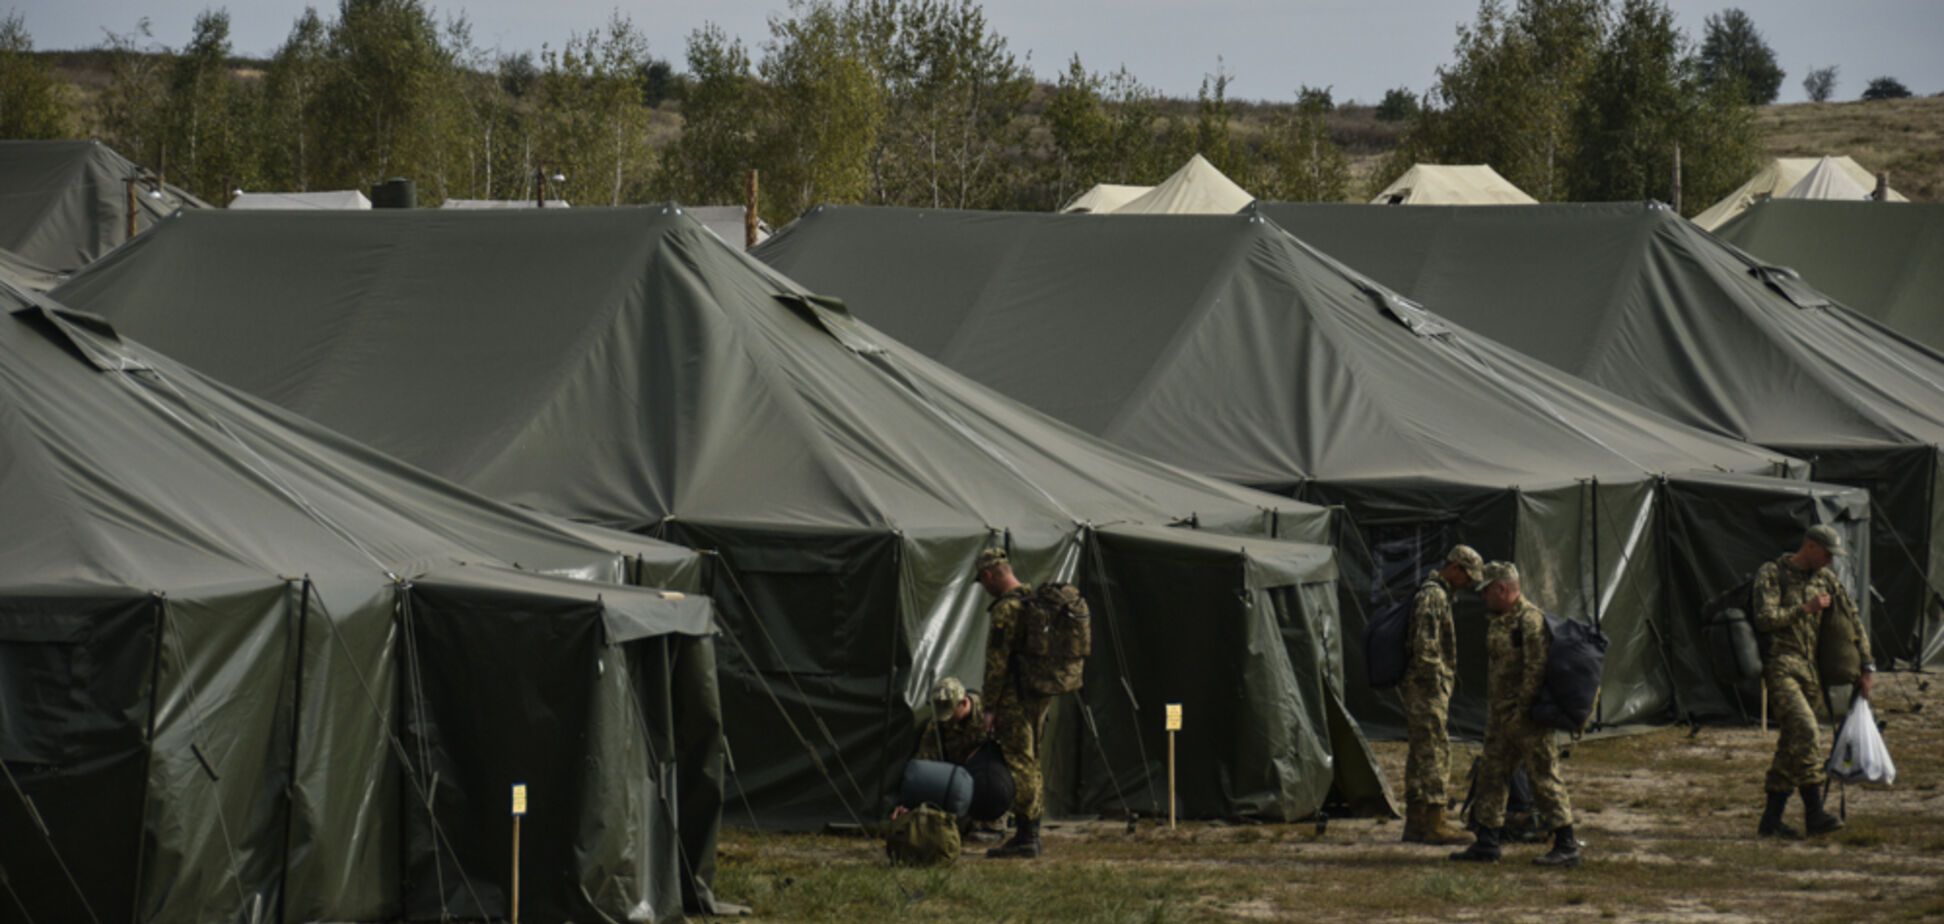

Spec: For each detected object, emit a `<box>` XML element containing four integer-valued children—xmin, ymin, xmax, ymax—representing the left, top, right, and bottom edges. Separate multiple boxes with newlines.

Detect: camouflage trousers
<box><xmin>996</xmin><ymin>693</ymin><xmax>1054</xmax><ymax>822</ymax></box>
<box><xmin>1765</xmin><ymin>656</ymin><xmax>1825</xmax><ymax>793</ymax></box>
<box><xmin>1473</xmin><ymin>712</ymin><xmax>1572</xmax><ymax>830</ymax></box>
<box><xmin>1399</xmin><ymin>672</ymin><xmax>1453</xmax><ymax>806</ymax></box>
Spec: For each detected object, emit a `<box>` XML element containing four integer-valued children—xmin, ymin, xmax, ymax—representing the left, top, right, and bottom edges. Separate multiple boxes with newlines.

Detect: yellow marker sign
<box><xmin>511</xmin><ymin>783</ymin><xmax>528</xmax><ymax>816</ymax></box>
<box><xmin>1165</xmin><ymin>703</ymin><xmax>1182</xmax><ymax>732</ymax></box>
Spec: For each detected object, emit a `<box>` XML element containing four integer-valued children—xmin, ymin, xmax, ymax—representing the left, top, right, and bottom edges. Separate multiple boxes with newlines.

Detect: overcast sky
<box><xmin>14</xmin><ymin>0</ymin><xmax>1943</xmax><ymax>104</ymax></box>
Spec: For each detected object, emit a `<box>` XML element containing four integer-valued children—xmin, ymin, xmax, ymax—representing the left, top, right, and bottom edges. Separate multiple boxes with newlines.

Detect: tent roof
<box><xmin>0</xmin><ymin>140</ymin><xmax>206</xmax><ymax>273</ymax></box>
<box><xmin>1106</xmin><ymin>155</ymin><xmax>1254</xmax><ymax>215</ymax></box>
<box><xmin>229</xmin><ymin>190</ymin><xmax>373</xmax><ymax>210</ymax></box>
<box><xmin>0</xmin><ymin>281</ymin><xmax>698</xmax><ymax>597</ymax></box>
<box><xmin>54</xmin><ymin>206</ymin><xmax>1322</xmax><ymax>543</ymax></box>
<box><xmin>754</xmin><ymin>205</ymin><xmax>1803</xmax><ymax>490</ymax></box>
<box><xmin>441</xmin><ymin>198</ymin><xmax>572</xmax><ymax>209</ymax></box>
<box><xmin>1692</xmin><ymin>155</ymin><xmax>1905</xmax><ymax>230</ymax></box>
<box><xmin>1370</xmin><ymin>164</ymin><xmax>1536</xmax><ymax>205</ymax></box>
<box><xmin>1781</xmin><ymin>156</ymin><xmax>1873</xmax><ymax>201</ymax></box>
<box><xmin>1254</xmin><ymin>201</ymin><xmax>1944</xmax><ymax>450</ymax></box>
<box><xmin>1060</xmin><ymin>183</ymin><xmax>1150</xmax><ymax>214</ymax></box>
<box><xmin>1717</xmin><ymin>200</ymin><xmax>1944</xmax><ymax>354</ymax></box>
<box><xmin>683</xmin><ymin>204</ymin><xmax>770</xmax><ymax>251</ymax></box>
<box><xmin>0</xmin><ymin>246</ymin><xmax>60</xmax><ymax>292</ymax></box>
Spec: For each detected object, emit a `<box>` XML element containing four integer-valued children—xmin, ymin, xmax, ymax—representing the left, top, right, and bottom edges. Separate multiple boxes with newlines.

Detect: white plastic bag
<box><xmin>1826</xmin><ymin>697</ymin><xmax>1895</xmax><ymax>785</ymax></box>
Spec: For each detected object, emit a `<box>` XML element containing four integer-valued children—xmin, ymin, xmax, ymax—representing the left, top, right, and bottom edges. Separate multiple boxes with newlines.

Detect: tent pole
<box><xmin>1671</xmin><ymin>143</ymin><xmax>1683</xmax><ymax>214</ymax></box>
<box><xmin>130</xmin><ymin>595</ymin><xmax>169</xmax><ymax>924</ymax></box>
<box><xmin>278</xmin><ymin>578</ymin><xmax>313</xmax><ymax>924</ymax></box>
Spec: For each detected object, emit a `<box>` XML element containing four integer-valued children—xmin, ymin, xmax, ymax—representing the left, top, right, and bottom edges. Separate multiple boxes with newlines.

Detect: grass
<box><xmin>1759</xmin><ymin>95</ymin><xmax>1944</xmax><ymax>202</ymax></box>
<box><xmin>714</xmin><ymin>671</ymin><xmax>1944</xmax><ymax>921</ymax></box>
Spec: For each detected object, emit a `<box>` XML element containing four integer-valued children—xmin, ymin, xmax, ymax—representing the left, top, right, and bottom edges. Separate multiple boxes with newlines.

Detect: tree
<box><xmin>1862</xmin><ymin>76</ymin><xmax>1911</xmax><ymax>101</ymax></box>
<box><xmin>872</xmin><ymin>0</ymin><xmax>1034</xmax><ymax>209</ymax></box>
<box><xmin>1569</xmin><ymin>0</ymin><xmax>1757</xmax><ymax>210</ymax></box>
<box><xmin>1296</xmin><ymin>84</ymin><xmax>1334</xmax><ymax>112</ymax></box>
<box><xmin>754</xmin><ymin>1</ymin><xmax>884</xmax><ymax>220</ymax></box>
<box><xmin>1043</xmin><ymin>54</ymin><xmax>1108</xmax><ymax>204</ymax></box>
<box><xmin>311</xmin><ymin>0</ymin><xmax>470</xmax><ymax>197</ymax></box>
<box><xmin>658</xmin><ymin>23</ymin><xmax>757</xmax><ymax>206</ymax></box>
<box><xmin>535</xmin><ymin>13</ymin><xmax>656</xmax><ymax>205</ymax></box>
<box><xmin>1262</xmin><ymin>89</ymin><xmax>1349</xmax><ymax>202</ymax></box>
<box><xmin>98</xmin><ymin>20</ymin><xmax>174</xmax><ymax>180</ymax></box>
<box><xmin>1696</xmin><ymin>8</ymin><xmax>1783</xmax><ymax>105</ymax></box>
<box><xmin>0</xmin><ymin>12</ymin><xmax>74</xmax><ymax>138</ymax></box>
<box><xmin>166</xmin><ymin>9</ymin><xmax>257</xmax><ymax>203</ymax></box>
<box><xmin>260</xmin><ymin>9</ymin><xmax>329</xmax><ymax>191</ymax></box>
<box><xmin>1801</xmin><ymin>66</ymin><xmax>1836</xmax><ymax>103</ymax></box>
<box><xmin>1375</xmin><ymin>87</ymin><xmax>1419</xmax><ymax>122</ymax></box>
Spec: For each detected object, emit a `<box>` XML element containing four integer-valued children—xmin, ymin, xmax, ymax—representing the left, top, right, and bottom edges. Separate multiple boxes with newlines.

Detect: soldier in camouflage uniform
<box><xmin>976</xmin><ymin>547</ymin><xmax>1051</xmax><ymax>859</ymax></box>
<box><xmin>1752</xmin><ymin>525</ymin><xmax>1875</xmax><ymax>838</ymax></box>
<box><xmin>915</xmin><ymin>676</ymin><xmax>987</xmax><ymax>764</ymax></box>
<box><xmin>1451</xmin><ymin>562</ymin><xmax>1580</xmax><ymax>868</ymax></box>
<box><xmin>1400</xmin><ymin>544</ymin><xmax>1483</xmax><ymax>846</ymax></box>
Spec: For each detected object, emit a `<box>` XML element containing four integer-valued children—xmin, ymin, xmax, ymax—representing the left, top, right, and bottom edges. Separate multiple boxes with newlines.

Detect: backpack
<box><xmin>1361</xmin><ymin>594</ymin><xmax>1414</xmax><ymax>690</ymax></box>
<box><xmin>885</xmin><ymin>804</ymin><xmax>961</xmax><ymax>867</ymax></box>
<box><xmin>1014</xmin><ymin>583</ymin><xmax>1092</xmax><ymax>696</ymax></box>
<box><xmin>1816</xmin><ymin>601</ymin><xmax>1864</xmax><ymax>688</ymax></box>
<box><xmin>1529</xmin><ymin>613</ymin><xmax>1608</xmax><ymax>733</ymax></box>
<box><xmin>1702</xmin><ymin>574</ymin><xmax>1771</xmax><ymax>681</ymax></box>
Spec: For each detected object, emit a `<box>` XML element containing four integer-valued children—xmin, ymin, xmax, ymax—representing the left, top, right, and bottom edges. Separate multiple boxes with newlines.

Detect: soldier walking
<box><xmin>976</xmin><ymin>547</ymin><xmax>1052</xmax><ymax>859</ymax></box>
<box><xmin>1450</xmin><ymin>562</ymin><xmax>1580</xmax><ymax>868</ymax></box>
<box><xmin>1753</xmin><ymin>525</ymin><xmax>1874</xmax><ymax>838</ymax></box>
<box><xmin>1401</xmin><ymin>545</ymin><xmax>1482</xmax><ymax>845</ymax></box>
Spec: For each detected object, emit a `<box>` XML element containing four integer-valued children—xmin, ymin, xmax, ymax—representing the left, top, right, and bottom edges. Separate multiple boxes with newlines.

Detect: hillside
<box><xmin>1759</xmin><ymin>95</ymin><xmax>1944</xmax><ymax>202</ymax></box>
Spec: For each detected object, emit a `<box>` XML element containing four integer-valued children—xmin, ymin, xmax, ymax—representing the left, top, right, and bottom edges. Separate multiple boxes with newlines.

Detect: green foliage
<box><xmin>536</xmin><ymin>13</ymin><xmax>658</xmax><ymax>206</ymax></box>
<box><xmin>1862</xmin><ymin>76</ymin><xmax>1912</xmax><ymax>101</ymax></box>
<box><xmin>311</xmin><ymin>0</ymin><xmax>472</xmax><ymax>197</ymax></box>
<box><xmin>98</xmin><ymin>19</ymin><xmax>172</xmax><ymax>175</ymax></box>
<box><xmin>869</xmin><ymin>0</ymin><xmax>1034</xmax><ymax>209</ymax></box>
<box><xmin>1802</xmin><ymin>66</ymin><xmax>1837</xmax><ymax>103</ymax></box>
<box><xmin>166</xmin><ymin>10</ymin><xmax>257</xmax><ymax>203</ymax></box>
<box><xmin>259</xmin><ymin>9</ymin><xmax>329</xmax><ymax>192</ymax></box>
<box><xmin>658</xmin><ymin>24</ymin><xmax>758</xmax><ymax>208</ymax></box>
<box><xmin>754</xmin><ymin>1</ymin><xmax>885</xmax><ymax>220</ymax></box>
<box><xmin>0</xmin><ymin>12</ymin><xmax>73</xmax><ymax>139</ymax></box>
<box><xmin>1697</xmin><ymin>8</ymin><xmax>1784</xmax><ymax>105</ymax></box>
<box><xmin>1260</xmin><ymin>88</ymin><xmax>1350</xmax><ymax>202</ymax></box>
<box><xmin>1375</xmin><ymin>87</ymin><xmax>1419</xmax><ymax>123</ymax></box>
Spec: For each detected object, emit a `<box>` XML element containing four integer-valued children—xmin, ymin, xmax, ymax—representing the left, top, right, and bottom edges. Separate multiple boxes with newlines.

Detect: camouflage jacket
<box><xmin>983</xmin><ymin>584</ymin><xmax>1034</xmax><ymax>713</ymax></box>
<box><xmin>1407</xmin><ymin>573</ymin><xmax>1459</xmax><ymax>684</ymax></box>
<box><xmin>1485</xmin><ymin>597</ymin><xmax>1548</xmax><ymax>724</ymax></box>
<box><xmin>1752</xmin><ymin>554</ymin><xmax>1872</xmax><ymax>672</ymax></box>
<box><xmin>916</xmin><ymin>692</ymin><xmax>988</xmax><ymax>764</ymax></box>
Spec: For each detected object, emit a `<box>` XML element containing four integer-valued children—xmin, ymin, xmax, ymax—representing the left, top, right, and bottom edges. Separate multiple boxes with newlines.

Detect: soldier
<box><xmin>1450</xmin><ymin>562</ymin><xmax>1580</xmax><ymax>868</ymax></box>
<box><xmin>1401</xmin><ymin>544</ymin><xmax>1483</xmax><ymax>846</ymax></box>
<box><xmin>915</xmin><ymin>676</ymin><xmax>986</xmax><ymax>764</ymax></box>
<box><xmin>1752</xmin><ymin>525</ymin><xmax>1874</xmax><ymax>838</ymax></box>
<box><xmin>976</xmin><ymin>547</ymin><xmax>1050</xmax><ymax>860</ymax></box>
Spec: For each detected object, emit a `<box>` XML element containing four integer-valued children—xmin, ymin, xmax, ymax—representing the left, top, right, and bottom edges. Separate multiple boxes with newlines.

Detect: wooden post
<box><xmin>1671</xmin><ymin>142</ymin><xmax>1683</xmax><ymax>214</ymax></box>
<box><xmin>745</xmin><ymin>169</ymin><xmax>760</xmax><ymax>249</ymax></box>
<box><xmin>536</xmin><ymin>166</ymin><xmax>546</xmax><ymax>209</ymax></box>
<box><xmin>1164</xmin><ymin>703</ymin><xmax>1182</xmax><ymax>830</ymax></box>
<box><xmin>510</xmin><ymin>783</ymin><xmax>527</xmax><ymax>924</ymax></box>
<box><xmin>1875</xmin><ymin>172</ymin><xmax>1890</xmax><ymax>202</ymax></box>
<box><xmin>1760</xmin><ymin>683</ymin><xmax>1768</xmax><ymax>732</ymax></box>
<box><xmin>125</xmin><ymin>177</ymin><xmax>139</xmax><ymax>240</ymax></box>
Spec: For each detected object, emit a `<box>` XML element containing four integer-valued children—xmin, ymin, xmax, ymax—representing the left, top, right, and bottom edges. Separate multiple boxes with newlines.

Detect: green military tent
<box><xmin>753</xmin><ymin>206</ymin><xmax>1872</xmax><ymax>731</ymax></box>
<box><xmin>1716</xmin><ymin>200</ymin><xmax>1944</xmax><ymax>355</ymax></box>
<box><xmin>0</xmin><ymin>281</ymin><xmax>722</xmax><ymax>923</ymax></box>
<box><xmin>1257</xmin><ymin>201</ymin><xmax>1944</xmax><ymax>668</ymax></box>
<box><xmin>53</xmin><ymin>205</ymin><xmax>1385</xmax><ymax>825</ymax></box>
<box><xmin>0</xmin><ymin>141</ymin><xmax>205</xmax><ymax>276</ymax></box>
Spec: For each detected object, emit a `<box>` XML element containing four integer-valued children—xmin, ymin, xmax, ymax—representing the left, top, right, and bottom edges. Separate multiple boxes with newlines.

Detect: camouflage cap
<box><xmin>931</xmin><ymin>676</ymin><xmax>967</xmax><ymax>717</ymax></box>
<box><xmin>1478</xmin><ymin>561</ymin><xmax>1520</xmax><ymax>589</ymax></box>
<box><xmin>1805</xmin><ymin>524</ymin><xmax>1847</xmax><ymax>557</ymax></box>
<box><xmin>1446</xmin><ymin>544</ymin><xmax>1485</xmax><ymax>584</ymax></box>
<box><xmin>975</xmin><ymin>547</ymin><xmax>1009</xmax><ymax>573</ymax></box>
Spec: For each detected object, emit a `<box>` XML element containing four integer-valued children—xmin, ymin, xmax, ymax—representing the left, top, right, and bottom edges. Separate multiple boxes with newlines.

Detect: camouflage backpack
<box><xmin>1014</xmin><ymin>583</ymin><xmax>1092</xmax><ymax>696</ymax></box>
<box><xmin>885</xmin><ymin>804</ymin><xmax>960</xmax><ymax>867</ymax></box>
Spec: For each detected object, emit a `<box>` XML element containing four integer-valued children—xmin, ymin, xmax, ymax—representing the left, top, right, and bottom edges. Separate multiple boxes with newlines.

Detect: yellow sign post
<box><xmin>511</xmin><ymin>783</ymin><xmax>527</xmax><ymax>924</ymax></box>
<box><xmin>1164</xmin><ymin>704</ymin><xmax>1182</xmax><ymax>830</ymax></box>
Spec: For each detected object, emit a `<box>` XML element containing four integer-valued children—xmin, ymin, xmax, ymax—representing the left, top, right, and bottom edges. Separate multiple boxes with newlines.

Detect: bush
<box><xmin>1376</xmin><ymin>87</ymin><xmax>1419</xmax><ymax>122</ymax></box>
<box><xmin>1862</xmin><ymin>76</ymin><xmax>1912</xmax><ymax>101</ymax></box>
<box><xmin>1802</xmin><ymin>66</ymin><xmax>1836</xmax><ymax>103</ymax></box>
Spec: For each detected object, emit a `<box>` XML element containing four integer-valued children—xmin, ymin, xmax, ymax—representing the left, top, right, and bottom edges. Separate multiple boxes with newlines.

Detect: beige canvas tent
<box><xmin>1060</xmin><ymin>183</ymin><xmax>1152</xmax><ymax>213</ymax></box>
<box><xmin>1112</xmin><ymin>155</ymin><xmax>1255</xmax><ymax>214</ymax></box>
<box><xmin>1371</xmin><ymin>164</ymin><xmax>1536</xmax><ymax>205</ymax></box>
<box><xmin>441</xmin><ymin>198</ymin><xmax>572</xmax><ymax>209</ymax></box>
<box><xmin>1693</xmin><ymin>156</ymin><xmax>1905</xmax><ymax>230</ymax></box>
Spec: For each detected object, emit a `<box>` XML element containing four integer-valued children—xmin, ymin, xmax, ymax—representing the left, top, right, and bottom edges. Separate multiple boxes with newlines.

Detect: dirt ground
<box><xmin>713</xmin><ymin>671</ymin><xmax>1944</xmax><ymax>922</ymax></box>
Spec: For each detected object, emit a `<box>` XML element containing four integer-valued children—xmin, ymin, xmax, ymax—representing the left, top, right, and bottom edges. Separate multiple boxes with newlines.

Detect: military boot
<box><xmin>1801</xmin><ymin>786</ymin><xmax>1843</xmax><ymax>836</ymax></box>
<box><xmin>1756</xmin><ymin>790</ymin><xmax>1798</xmax><ymax>839</ymax></box>
<box><xmin>1532</xmin><ymin>825</ymin><xmax>1582</xmax><ymax>868</ymax></box>
<box><xmin>986</xmin><ymin>817</ymin><xmax>1042</xmax><ymax>859</ymax></box>
<box><xmin>1421</xmin><ymin>804</ymin><xmax>1471</xmax><ymax>846</ymax></box>
<box><xmin>1400</xmin><ymin>802</ymin><xmax>1425</xmax><ymax>843</ymax></box>
<box><xmin>1448</xmin><ymin>825</ymin><xmax>1501</xmax><ymax>862</ymax></box>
